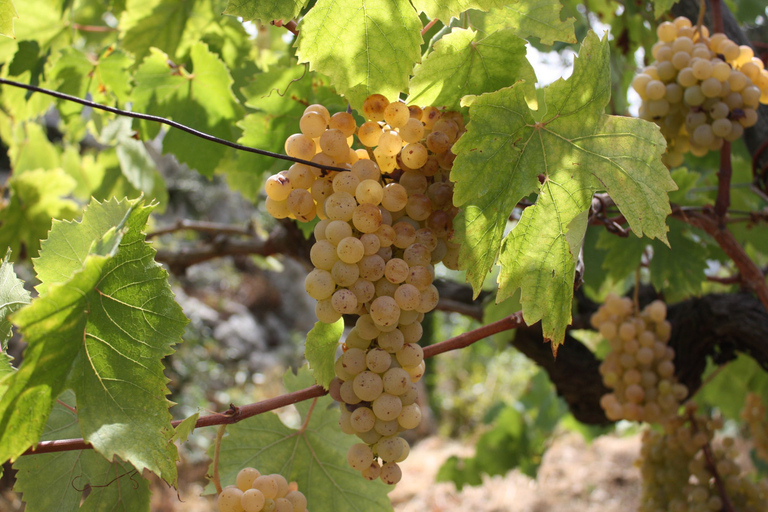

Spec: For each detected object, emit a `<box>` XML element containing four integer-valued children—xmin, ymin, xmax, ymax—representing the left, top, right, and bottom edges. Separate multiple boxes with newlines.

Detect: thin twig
<box><xmin>421</xmin><ymin>18</ymin><xmax>438</xmax><ymax>35</ymax></box>
<box><xmin>21</xmin><ymin>312</ymin><xmax>525</xmax><ymax>456</ymax></box>
<box><xmin>147</xmin><ymin>219</ymin><xmax>254</xmax><ymax>239</ymax></box>
<box><xmin>271</xmin><ymin>20</ymin><xmax>299</xmax><ymax>36</ymax></box>
<box><xmin>673</xmin><ymin>208</ymin><xmax>768</xmax><ymax>312</ymax></box>
<box><xmin>696</xmin><ymin>0</ymin><xmax>706</xmax><ymax>34</ymax></box>
<box><xmin>56</xmin><ymin>399</ymin><xmax>77</xmax><ymax>414</ymax></box>
<box><xmin>71</xmin><ymin>23</ymin><xmax>117</xmax><ymax>32</ymax></box>
<box><xmin>212</xmin><ymin>424</ymin><xmax>227</xmax><ymax>494</ymax></box>
<box><xmin>0</xmin><ymin>78</ymin><xmax>350</xmax><ymax>174</ymax></box>
<box><xmin>297</xmin><ymin>398</ymin><xmax>318</xmax><ymax>434</ymax></box>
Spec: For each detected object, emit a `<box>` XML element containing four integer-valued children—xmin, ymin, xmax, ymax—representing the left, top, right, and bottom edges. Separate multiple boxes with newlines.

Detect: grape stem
<box><xmin>686</xmin><ymin>410</ymin><xmax>736</xmax><ymax>512</ymax></box>
<box><xmin>20</xmin><ymin>312</ymin><xmax>525</xmax><ymax>457</ymax></box>
<box><xmin>714</xmin><ymin>141</ymin><xmax>732</xmax><ymax>221</ymax></box>
<box><xmin>0</xmin><ymin>78</ymin><xmax>351</xmax><ymax>174</ymax></box>
<box><xmin>421</xmin><ymin>18</ymin><xmax>438</xmax><ymax>35</ymax></box>
<box><xmin>212</xmin><ymin>424</ymin><xmax>227</xmax><ymax>494</ymax></box>
<box><xmin>271</xmin><ymin>19</ymin><xmax>298</xmax><ymax>36</ymax></box>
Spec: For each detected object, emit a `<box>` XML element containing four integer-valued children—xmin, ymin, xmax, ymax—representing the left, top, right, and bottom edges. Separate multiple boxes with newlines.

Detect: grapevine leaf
<box><xmin>33</xmin><ymin>195</ymin><xmax>137</xmax><ymax>295</ymax></box>
<box><xmin>408</xmin><ymin>28</ymin><xmax>537</xmax><ymax>111</ymax></box>
<box><xmin>295</xmin><ymin>0</ymin><xmax>422</xmax><ymax>112</ymax></box>
<box><xmin>0</xmin><ymin>351</ymin><xmax>13</xmax><ymax>393</ymax></box>
<box><xmin>120</xmin><ymin>0</ymin><xmax>195</xmax><ymax>63</ymax></box>
<box><xmin>437</xmin><ymin>371</ymin><xmax>566</xmax><ymax>488</ymax></box>
<box><xmin>212</xmin><ymin>366</ymin><xmax>393</xmax><ymax>512</ymax></box>
<box><xmin>171</xmin><ymin>413</ymin><xmax>199</xmax><ymax>444</ymax></box>
<box><xmin>595</xmin><ymin>229</ymin><xmax>645</xmax><ymax>283</ymax></box>
<box><xmin>13</xmin><ymin>391</ymin><xmax>151</xmax><ymax>512</ymax></box>
<box><xmin>2</xmin><ymin>42</ymin><xmax>54</xmax><ymax>121</ymax></box>
<box><xmin>482</xmin><ymin>0</ymin><xmax>577</xmax><ymax>45</ymax></box>
<box><xmin>132</xmin><ymin>42</ymin><xmax>241</xmax><ymax>177</ymax></box>
<box><xmin>0</xmin><ymin>0</ymin><xmax>18</xmax><ymax>39</ymax></box>
<box><xmin>13</xmin><ymin>0</ymin><xmax>68</xmax><ymax>49</ymax></box>
<box><xmin>668</xmin><ymin>167</ymin><xmax>701</xmax><ymax>204</ymax></box>
<box><xmin>45</xmin><ymin>47</ymin><xmax>134</xmax><ymax>117</ymax></box>
<box><xmin>304</xmin><ymin>319</ymin><xmax>343</xmax><ymax>388</ymax></box>
<box><xmin>0</xmin><ymin>249</ymin><xmax>30</xmax><ymax>349</ymax></box>
<box><xmin>647</xmin><ymin>219</ymin><xmax>708</xmax><ymax>301</ymax></box>
<box><xmin>597</xmin><ymin>219</ymin><xmax>708</xmax><ymax>301</ymax></box>
<box><xmin>0</xmin><ymin>169</ymin><xmax>79</xmax><ymax>259</ymax></box>
<box><xmin>411</xmin><ymin>0</ymin><xmax>503</xmax><ymax>24</ymax></box>
<box><xmin>696</xmin><ymin>356</ymin><xmax>768</xmax><ymax>420</ymax></box>
<box><xmin>653</xmin><ymin>0</ymin><xmax>679</xmax><ymax>19</ymax></box>
<box><xmin>452</xmin><ymin>32</ymin><xmax>675</xmax><ymax>346</ymax></box>
<box><xmin>223</xmin><ymin>0</ymin><xmax>308</xmax><ymax>23</ymax></box>
<box><xmin>9</xmin><ymin>121</ymin><xmax>60</xmax><ymax>173</ymax></box>
<box><xmin>0</xmin><ymin>198</ymin><xmax>187</xmax><ymax>485</ymax></box>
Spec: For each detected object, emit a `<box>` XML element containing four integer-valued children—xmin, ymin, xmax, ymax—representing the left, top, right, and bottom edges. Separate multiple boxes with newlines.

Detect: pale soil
<box><xmin>1</xmin><ymin>433</ymin><xmax>642</xmax><ymax>512</ymax></box>
<box><xmin>389</xmin><ymin>433</ymin><xmax>642</xmax><ymax>512</ymax></box>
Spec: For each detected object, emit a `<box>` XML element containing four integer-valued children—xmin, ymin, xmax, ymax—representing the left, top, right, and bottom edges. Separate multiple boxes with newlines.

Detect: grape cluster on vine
<box><xmin>638</xmin><ymin>405</ymin><xmax>768</xmax><ymax>512</ymax></box>
<box><xmin>634</xmin><ymin>17</ymin><xmax>768</xmax><ymax>166</ymax></box>
<box><xmin>263</xmin><ymin>93</ymin><xmax>466</xmax><ymax>483</ymax></box>
<box><xmin>592</xmin><ymin>294</ymin><xmax>687</xmax><ymax>423</ymax></box>
<box><xmin>217</xmin><ymin>467</ymin><xmax>307</xmax><ymax>512</ymax></box>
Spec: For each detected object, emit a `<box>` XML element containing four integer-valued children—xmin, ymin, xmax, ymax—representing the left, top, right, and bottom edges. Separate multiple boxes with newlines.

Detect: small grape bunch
<box><xmin>633</xmin><ymin>16</ymin><xmax>768</xmax><ymax>167</ymax></box>
<box><xmin>592</xmin><ymin>294</ymin><xmax>687</xmax><ymax>423</ymax></box>
<box><xmin>638</xmin><ymin>406</ymin><xmax>768</xmax><ymax>512</ymax></box>
<box><xmin>216</xmin><ymin>467</ymin><xmax>308</xmax><ymax>512</ymax></box>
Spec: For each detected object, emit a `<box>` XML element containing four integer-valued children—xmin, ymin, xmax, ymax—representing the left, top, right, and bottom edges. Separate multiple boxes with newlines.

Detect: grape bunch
<box><xmin>633</xmin><ymin>16</ymin><xmax>768</xmax><ymax>167</ymax></box>
<box><xmin>638</xmin><ymin>406</ymin><xmax>768</xmax><ymax>512</ymax></box>
<box><xmin>741</xmin><ymin>392</ymin><xmax>768</xmax><ymax>463</ymax></box>
<box><xmin>263</xmin><ymin>94</ymin><xmax>466</xmax><ymax>483</ymax></box>
<box><xmin>217</xmin><ymin>467</ymin><xmax>308</xmax><ymax>512</ymax></box>
<box><xmin>591</xmin><ymin>294</ymin><xmax>688</xmax><ymax>423</ymax></box>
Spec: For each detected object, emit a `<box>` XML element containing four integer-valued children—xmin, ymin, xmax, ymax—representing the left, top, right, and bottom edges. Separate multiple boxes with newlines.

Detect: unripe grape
<box><xmin>353</xmin><ymin>203</ymin><xmax>383</xmax><ymax>233</ymax></box>
<box><xmin>381</xmin><ymin>183</ymin><xmax>408</xmax><ymax>211</ymax></box>
<box><xmin>370</xmin><ymin>296</ymin><xmax>401</xmax><ymax>327</ymax></box>
<box><xmin>265</xmin><ymin>174</ymin><xmax>293</xmax><ymax>201</ymax></box>
<box><xmin>300</xmin><ymin>111</ymin><xmax>327</xmax><ymax>138</ymax></box>
<box><xmin>219</xmin><ymin>486</ymin><xmax>245</xmax><ymax>512</ymax></box>
<box><xmin>379</xmin><ymin>328</ymin><xmax>405</xmax><ymax>353</ymax></box>
<box><xmin>252</xmin><ymin>476</ymin><xmax>279</xmax><ymax>500</ymax></box>
<box><xmin>350</xmin><ymin>406</ymin><xmax>376</xmax><ymax>432</ymax></box>
<box><xmin>400</xmin><ymin>117</ymin><xmax>425</xmax><ymax>143</ymax></box>
<box><xmin>363</xmin><ymin>94</ymin><xmax>389</xmax><ymax>121</ymax></box>
<box><xmin>347</xmin><ymin>443</ymin><xmax>375</xmax><ymax>471</ymax></box>
<box><xmin>315</xmin><ymin>299</ymin><xmax>342</xmax><ymax>323</ymax></box>
<box><xmin>378</xmin><ymin>131</ymin><xmax>403</xmax><ymax>156</ymax></box>
<box><xmin>380</xmin><ymin>462</ymin><xmax>402</xmax><ymax>484</ymax></box>
<box><xmin>304</xmin><ymin>269</ymin><xmax>336</xmax><ymax>300</ymax></box>
<box><xmin>353</xmin><ymin>371</ymin><xmax>384</xmax><ymax>402</ymax></box>
<box><xmin>331</xmin><ymin>260</ymin><xmax>360</xmax><ymax>287</ymax></box>
<box><xmin>372</xmin><ymin>393</ymin><xmax>402</xmax><ymax>421</ymax></box>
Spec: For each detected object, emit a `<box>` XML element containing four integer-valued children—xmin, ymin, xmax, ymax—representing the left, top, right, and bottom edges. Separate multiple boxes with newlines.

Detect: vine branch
<box><xmin>0</xmin><ymin>78</ymin><xmax>350</xmax><ymax>174</ymax></box>
<box><xmin>674</xmin><ymin>208</ymin><xmax>768</xmax><ymax>312</ymax></box>
<box><xmin>20</xmin><ymin>312</ymin><xmax>525</xmax><ymax>457</ymax></box>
